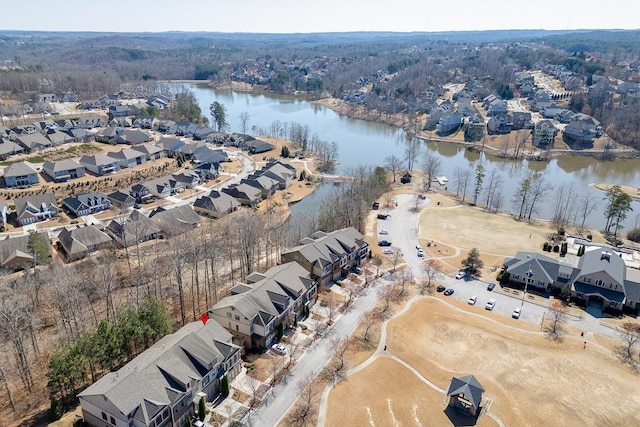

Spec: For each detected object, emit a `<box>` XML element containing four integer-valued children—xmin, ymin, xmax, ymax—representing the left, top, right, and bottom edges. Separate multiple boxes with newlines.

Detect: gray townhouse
<box><xmin>42</xmin><ymin>159</ymin><xmax>86</xmax><ymax>182</ymax></box>
<box><xmin>208</xmin><ymin>261</ymin><xmax>317</xmax><ymax>350</ymax></box>
<box><xmin>3</xmin><ymin>161</ymin><xmax>39</xmax><ymax>187</ymax></box>
<box><xmin>78</xmin><ymin>319</ymin><xmax>242</xmax><ymax>427</ymax></box>
<box><xmin>281</xmin><ymin>227</ymin><xmax>369</xmax><ymax>286</ymax></box>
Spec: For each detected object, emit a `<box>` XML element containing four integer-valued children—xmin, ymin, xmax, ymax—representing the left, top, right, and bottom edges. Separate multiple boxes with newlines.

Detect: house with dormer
<box><xmin>78</xmin><ymin>319</ymin><xmax>241</xmax><ymax>427</ymax></box>
<box><xmin>62</xmin><ymin>193</ymin><xmax>111</xmax><ymax>217</ymax></box>
<box><xmin>281</xmin><ymin>227</ymin><xmax>369</xmax><ymax>286</ymax></box>
<box><xmin>14</xmin><ymin>193</ymin><xmax>59</xmax><ymax>226</ymax></box>
<box><xmin>208</xmin><ymin>261</ymin><xmax>317</xmax><ymax>350</ymax></box>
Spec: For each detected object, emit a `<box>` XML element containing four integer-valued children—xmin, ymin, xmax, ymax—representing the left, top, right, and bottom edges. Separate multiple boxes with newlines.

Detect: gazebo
<box><xmin>446</xmin><ymin>375</ymin><xmax>485</xmax><ymax>416</ymax></box>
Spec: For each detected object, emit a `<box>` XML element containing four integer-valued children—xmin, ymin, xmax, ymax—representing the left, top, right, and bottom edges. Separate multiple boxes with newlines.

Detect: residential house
<box><xmin>222</xmin><ymin>183</ymin><xmax>262</xmax><ymax>206</ymax></box>
<box><xmin>174</xmin><ymin>121</ymin><xmax>198</xmax><ymax>137</ymax></box>
<box><xmin>94</xmin><ymin>127</ymin><xmax>123</xmax><ymax>144</ymax></box>
<box><xmin>130</xmin><ymin>183</ymin><xmax>155</xmax><ymax>204</ymax></box>
<box><xmin>15</xmin><ymin>132</ymin><xmax>52</xmax><ymax>152</ymax></box>
<box><xmin>132</xmin><ymin>143</ymin><xmax>164</xmax><ymax>160</ymax></box>
<box><xmin>193</xmin><ymin>190</ymin><xmax>240</xmax><ymax>219</ymax></box>
<box><xmin>486</xmin><ymin>114</ymin><xmax>512</xmax><ymax>135</ymax></box>
<box><xmin>3</xmin><ymin>161</ymin><xmax>39</xmax><ymax>187</ymax></box>
<box><xmin>14</xmin><ymin>193</ymin><xmax>59</xmax><ymax>226</ymax></box>
<box><xmin>77</xmin><ymin>116</ymin><xmax>106</xmax><ymax>129</ymax></box>
<box><xmin>175</xmin><ymin>141</ymin><xmax>206</xmax><ymax>159</ymax></box>
<box><xmin>486</xmin><ymin>99</ymin><xmax>508</xmax><ymax>116</ymax></box>
<box><xmin>208</xmin><ymin>261</ymin><xmax>317</xmax><ymax>350</ymax></box>
<box><xmin>107</xmin><ymin>190</ymin><xmax>135</xmax><ymax>210</ymax></box>
<box><xmin>529</xmin><ymin>91</ymin><xmax>555</xmax><ymax>112</ymax></box>
<box><xmin>171</xmin><ymin>171</ymin><xmax>201</xmax><ymax>189</ymax></box>
<box><xmin>436</xmin><ymin>113</ymin><xmax>462</xmax><ymax>136</ymax></box>
<box><xmin>503</xmin><ymin>248</ymin><xmax>640</xmax><ymax>313</ymax></box>
<box><xmin>106</xmin><ymin>210</ymin><xmax>162</xmax><ymax>247</ymax></box>
<box><xmin>107</xmin><ymin>105</ymin><xmax>133</xmax><ymax>119</ymax></box>
<box><xmin>46</xmin><ymin>130</ymin><xmax>76</xmax><ymax>146</ymax></box>
<box><xmin>563</xmin><ymin>120</ymin><xmax>598</xmax><ymax>147</ymax></box>
<box><xmin>243</xmin><ymin>139</ymin><xmax>275</xmax><ymax>154</ymax></box>
<box><xmin>193</xmin><ymin>126</ymin><xmax>216</xmax><ymax>140</ymax></box>
<box><xmin>0</xmin><ymin>141</ymin><xmax>25</xmax><ymax>159</ymax></box>
<box><xmin>155</xmin><ymin>137</ymin><xmax>184</xmax><ymax>155</ymax></box>
<box><xmin>42</xmin><ymin>159</ymin><xmax>85</xmax><ymax>182</ymax></box>
<box><xmin>78</xmin><ymin>319</ymin><xmax>241</xmax><ymax>427</ymax></box>
<box><xmin>193</xmin><ymin>162</ymin><xmax>219</xmax><ymax>180</ymax></box>
<box><xmin>115</xmin><ymin>129</ymin><xmax>151</xmax><ymax>145</ymax></box>
<box><xmin>240</xmin><ymin>175</ymin><xmax>279</xmax><ymax>199</ymax></box>
<box><xmin>149</xmin><ymin>205</ymin><xmax>201</xmax><ymax>237</ymax></box>
<box><xmin>65</xmin><ymin>128</ymin><xmax>94</xmax><ymax>143</ymax></box>
<box><xmin>79</xmin><ymin>154</ymin><xmax>121</xmax><ymax>176</ymax></box>
<box><xmin>191</xmin><ymin>146</ymin><xmax>228</xmax><ymax>166</ymax></box>
<box><xmin>258</xmin><ymin>160</ymin><xmax>296</xmax><ymax>189</ymax></box>
<box><xmin>62</xmin><ymin>193</ymin><xmax>111</xmax><ymax>217</ymax></box>
<box><xmin>464</xmin><ymin>116</ymin><xmax>485</xmax><ymax>142</ymax></box>
<box><xmin>510</xmin><ymin>112</ymin><xmax>532</xmax><ymax>130</ymax></box>
<box><xmin>0</xmin><ymin>232</ymin><xmax>50</xmax><ymax>270</ymax></box>
<box><xmin>143</xmin><ymin>176</ymin><xmax>183</xmax><ymax>199</ymax></box>
<box><xmin>109</xmin><ymin>117</ymin><xmax>132</xmax><ymax>128</ymax></box>
<box><xmin>57</xmin><ymin>225</ymin><xmax>112</xmax><ymax>261</ymax></box>
<box><xmin>281</xmin><ymin>227</ymin><xmax>369</xmax><ymax>286</ymax></box>
<box><xmin>533</xmin><ymin>120</ymin><xmax>557</xmax><ymax>147</ymax></box>
<box><xmin>109</xmin><ymin>148</ymin><xmax>147</xmax><ymax>168</ymax></box>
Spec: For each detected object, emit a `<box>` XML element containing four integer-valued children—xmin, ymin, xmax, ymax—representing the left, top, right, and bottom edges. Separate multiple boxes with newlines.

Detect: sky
<box><xmin>3</xmin><ymin>0</ymin><xmax>638</xmax><ymax>34</ymax></box>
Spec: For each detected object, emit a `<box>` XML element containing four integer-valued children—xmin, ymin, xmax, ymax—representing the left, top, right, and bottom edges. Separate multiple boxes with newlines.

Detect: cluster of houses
<box><xmin>503</xmin><ymin>240</ymin><xmax>640</xmax><ymax>315</ymax></box>
<box><xmin>0</xmin><ymin>155</ymin><xmax>297</xmax><ymax>268</ymax></box>
<box><xmin>77</xmin><ymin>226</ymin><xmax>368</xmax><ymax>427</ymax></box>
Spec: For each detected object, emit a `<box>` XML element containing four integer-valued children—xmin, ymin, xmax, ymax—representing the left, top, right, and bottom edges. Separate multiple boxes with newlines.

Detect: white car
<box><xmin>417</xmin><ymin>249</ymin><xmax>425</xmax><ymax>257</ymax></box>
<box><xmin>379</xmin><ymin>230</ymin><xmax>389</xmax><ymax>235</ymax></box>
<box><xmin>455</xmin><ymin>270</ymin><xmax>466</xmax><ymax>280</ymax></box>
<box><xmin>271</xmin><ymin>343</ymin><xmax>288</xmax><ymax>355</ymax></box>
<box><xmin>468</xmin><ymin>295</ymin><xmax>477</xmax><ymax>305</ymax></box>
<box><xmin>383</xmin><ymin>248</ymin><xmax>394</xmax><ymax>255</ymax></box>
<box><xmin>512</xmin><ymin>307</ymin><xmax>522</xmax><ymax>319</ymax></box>
<box><xmin>485</xmin><ymin>299</ymin><xmax>496</xmax><ymax>311</ymax></box>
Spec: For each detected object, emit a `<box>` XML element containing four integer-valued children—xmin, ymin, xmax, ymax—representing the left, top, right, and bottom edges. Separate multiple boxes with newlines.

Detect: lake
<box><xmin>186</xmin><ymin>83</ymin><xmax>640</xmax><ymax>230</ymax></box>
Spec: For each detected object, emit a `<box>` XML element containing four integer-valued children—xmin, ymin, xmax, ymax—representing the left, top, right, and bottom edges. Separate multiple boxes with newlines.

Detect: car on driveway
<box><xmin>455</xmin><ymin>270</ymin><xmax>466</xmax><ymax>280</ymax></box>
<box><xmin>379</xmin><ymin>230</ymin><xmax>389</xmax><ymax>235</ymax></box>
<box><xmin>485</xmin><ymin>299</ymin><xmax>496</xmax><ymax>311</ymax></box>
<box><xmin>468</xmin><ymin>295</ymin><xmax>477</xmax><ymax>305</ymax></box>
<box><xmin>487</xmin><ymin>283</ymin><xmax>496</xmax><ymax>291</ymax></box>
<box><xmin>512</xmin><ymin>307</ymin><xmax>522</xmax><ymax>319</ymax></box>
<box><xmin>383</xmin><ymin>248</ymin><xmax>394</xmax><ymax>255</ymax></box>
<box><xmin>272</xmin><ymin>343</ymin><xmax>288</xmax><ymax>355</ymax></box>
<box><xmin>436</xmin><ymin>285</ymin><xmax>446</xmax><ymax>293</ymax></box>
<box><xmin>443</xmin><ymin>288</ymin><xmax>454</xmax><ymax>296</ymax></box>
<box><xmin>378</xmin><ymin>240</ymin><xmax>392</xmax><ymax>246</ymax></box>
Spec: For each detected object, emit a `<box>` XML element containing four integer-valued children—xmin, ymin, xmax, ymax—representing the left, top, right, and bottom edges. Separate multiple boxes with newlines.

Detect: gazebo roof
<box><xmin>446</xmin><ymin>375</ymin><xmax>485</xmax><ymax>409</ymax></box>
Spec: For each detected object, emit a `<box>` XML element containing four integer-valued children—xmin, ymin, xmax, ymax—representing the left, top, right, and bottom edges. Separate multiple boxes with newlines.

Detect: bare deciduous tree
<box><xmin>616</xmin><ymin>322</ymin><xmax>640</xmax><ymax>369</ymax></box>
<box><xmin>384</xmin><ymin>155</ymin><xmax>404</xmax><ymax>182</ymax></box>
<box><xmin>421</xmin><ymin>259</ymin><xmax>442</xmax><ymax>295</ymax></box>
<box><xmin>287</xmin><ymin>373</ymin><xmax>319</xmax><ymax>425</ymax></box>
<box><xmin>360</xmin><ymin>310</ymin><xmax>381</xmax><ymax>343</ymax></box>
<box><xmin>545</xmin><ymin>301</ymin><xmax>570</xmax><ymax>339</ymax></box>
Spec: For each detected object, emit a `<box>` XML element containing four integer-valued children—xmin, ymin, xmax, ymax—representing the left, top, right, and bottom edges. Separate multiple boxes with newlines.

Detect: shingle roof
<box><xmin>446</xmin><ymin>375</ymin><xmax>484</xmax><ymax>409</ymax></box>
<box><xmin>58</xmin><ymin>225</ymin><xmax>112</xmax><ymax>256</ymax></box>
<box><xmin>4</xmin><ymin>160</ymin><xmax>37</xmax><ymax>176</ymax></box>
<box><xmin>283</xmin><ymin>227</ymin><xmax>366</xmax><ymax>270</ymax></box>
<box><xmin>148</xmin><ymin>205</ymin><xmax>200</xmax><ymax>236</ymax></box>
<box><xmin>43</xmin><ymin>159</ymin><xmax>83</xmax><ymax>173</ymax></box>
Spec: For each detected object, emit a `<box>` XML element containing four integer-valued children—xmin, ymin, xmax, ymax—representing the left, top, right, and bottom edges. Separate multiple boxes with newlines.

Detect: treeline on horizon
<box><xmin>1</xmin><ymin>29</ymin><xmax>640</xmax><ymax>146</ymax></box>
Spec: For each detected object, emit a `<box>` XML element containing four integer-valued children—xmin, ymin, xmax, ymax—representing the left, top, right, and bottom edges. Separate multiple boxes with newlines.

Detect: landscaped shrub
<box><xmin>553</xmin><ymin>245</ymin><xmax>560</xmax><ymax>253</ymax></box>
<box><xmin>221</xmin><ymin>375</ymin><xmax>230</xmax><ymax>397</ymax></box>
<box><xmin>543</xmin><ymin>242</ymin><xmax>550</xmax><ymax>251</ymax></box>
<box><xmin>586</xmin><ymin>234</ymin><xmax>593</xmax><ymax>241</ymax></box>
<box><xmin>627</xmin><ymin>228</ymin><xmax>640</xmax><ymax>243</ymax></box>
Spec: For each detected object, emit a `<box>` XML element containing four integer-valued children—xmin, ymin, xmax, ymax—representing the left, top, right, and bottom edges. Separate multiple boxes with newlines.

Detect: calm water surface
<box><xmin>187</xmin><ymin>84</ymin><xmax>640</xmax><ymax>229</ymax></box>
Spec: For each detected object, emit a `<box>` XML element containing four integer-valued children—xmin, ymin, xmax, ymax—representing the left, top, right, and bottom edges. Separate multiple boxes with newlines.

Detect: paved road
<box><xmin>247</xmin><ymin>274</ymin><xmax>396</xmax><ymax>426</ymax></box>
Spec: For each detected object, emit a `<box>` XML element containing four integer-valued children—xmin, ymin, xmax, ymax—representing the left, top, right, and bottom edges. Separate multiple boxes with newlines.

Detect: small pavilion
<box><xmin>446</xmin><ymin>375</ymin><xmax>485</xmax><ymax>416</ymax></box>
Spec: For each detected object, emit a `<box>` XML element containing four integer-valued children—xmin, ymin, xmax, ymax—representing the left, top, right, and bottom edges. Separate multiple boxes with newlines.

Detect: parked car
<box><xmin>377</xmin><ymin>213</ymin><xmax>389</xmax><ymax>220</ymax></box>
<box><xmin>436</xmin><ymin>285</ymin><xmax>446</xmax><ymax>292</ymax></box>
<box><xmin>455</xmin><ymin>270</ymin><xmax>466</xmax><ymax>280</ymax></box>
<box><xmin>383</xmin><ymin>248</ymin><xmax>394</xmax><ymax>255</ymax></box>
<box><xmin>417</xmin><ymin>249</ymin><xmax>425</xmax><ymax>257</ymax></box>
<box><xmin>272</xmin><ymin>343</ymin><xmax>288</xmax><ymax>355</ymax></box>
<box><xmin>485</xmin><ymin>299</ymin><xmax>496</xmax><ymax>311</ymax></box>
<box><xmin>443</xmin><ymin>288</ymin><xmax>454</xmax><ymax>296</ymax></box>
<box><xmin>512</xmin><ymin>307</ymin><xmax>522</xmax><ymax>319</ymax></box>
<box><xmin>487</xmin><ymin>283</ymin><xmax>496</xmax><ymax>291</ymax></box>
<box><xmin>351</xmin><ymin>266</ymin><xmax>363</xmax><ymax>275</ymax></box>
<box><xmin>378</xmin><ymin>240</ymin><xmax>392</xmax><ymax>246</ymax></box>
<box><xmin>468</xmin><ymin>295</ymin><xmax>477</xmax><ymax>305</ymax></box>
<box><xmin>379</xmin><ymin>230</ymin><xmax>389</xmax><ymax>235</ymax></box>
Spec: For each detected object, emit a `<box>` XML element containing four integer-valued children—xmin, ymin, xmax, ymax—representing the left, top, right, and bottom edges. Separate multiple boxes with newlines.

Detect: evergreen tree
<box><xmin>461</xmin><ymin>248</ymin><xmax>484</xmax><ymax>277</ymax></box>
<box><xmin>221</xmin><ymin>375</ymin><xmax>230</xmax><ymax>397</ymax></box>
<box><xmin>198</xmin><ymin>396</ymin><xmax>206</xmax><ymax>421</ymax></box>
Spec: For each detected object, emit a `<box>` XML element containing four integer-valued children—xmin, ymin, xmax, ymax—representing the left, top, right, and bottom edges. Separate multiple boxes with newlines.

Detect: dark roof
<box><xmin>446</xmin><ymin>375</ymin><xmax>485</xmax><ymax>409</ymax></box>
<box><xmin>574</xmin><ymin>282</ymin><xmax>625</xmax><ymax>302</ymax></box>
<box><xmin>58</xmin><ymin>225</ymin><xmax>112</xmax><ymax>256</ymax></box>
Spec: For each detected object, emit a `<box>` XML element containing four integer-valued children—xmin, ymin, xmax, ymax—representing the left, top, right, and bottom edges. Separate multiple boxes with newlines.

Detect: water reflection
<box><xmin>186</xmin><ymin>84</ymin><xmax>640</xmax><ymax>229</ymax></box>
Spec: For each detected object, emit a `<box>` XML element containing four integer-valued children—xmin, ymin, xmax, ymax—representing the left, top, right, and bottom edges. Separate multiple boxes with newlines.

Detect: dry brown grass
<box><xmin>372</xmin><ymin>298</ymin><xmax>640</xmax><ymax>427</ymax></box>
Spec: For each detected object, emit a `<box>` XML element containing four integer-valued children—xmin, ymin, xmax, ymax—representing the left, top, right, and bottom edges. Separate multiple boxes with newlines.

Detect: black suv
<box><xmin>378</xmin><ymin>240</ymin><xmax>392</xmax><ymax>246</ymax></box>
<box><xmin>436</xmin><ymin>285</ymin><xmax>446</xmax><ymax>292</ymax></box>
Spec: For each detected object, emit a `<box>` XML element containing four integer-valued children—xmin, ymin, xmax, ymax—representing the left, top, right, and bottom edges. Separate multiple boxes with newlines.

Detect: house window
<box><xmin>236</xmin><ymin>324</ymin><xmax>239</xmax><ymax>331</ymax></box>
<box><xmin>102</xmin><ymin>412</ymin><xmax>108</xmax><ymax>421</ymax></box>
<box><xmin>596</xmin><ymin>280</ymin><xmax>603</xmax><ymax>286</ymax></box>
<box><xmin>110</xmin><ymin>416</ymin><xmax>116</xmax><ymax>425</ymax></box>
<box><xmin>234</xmin><ymin>315</ymin><xmax>240</xmax><ymax>320</ymax></box>
<box><xmin>227</xmin><ymin>312</ymin><xmax>231</xmax><ymax>318</ymax></box>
